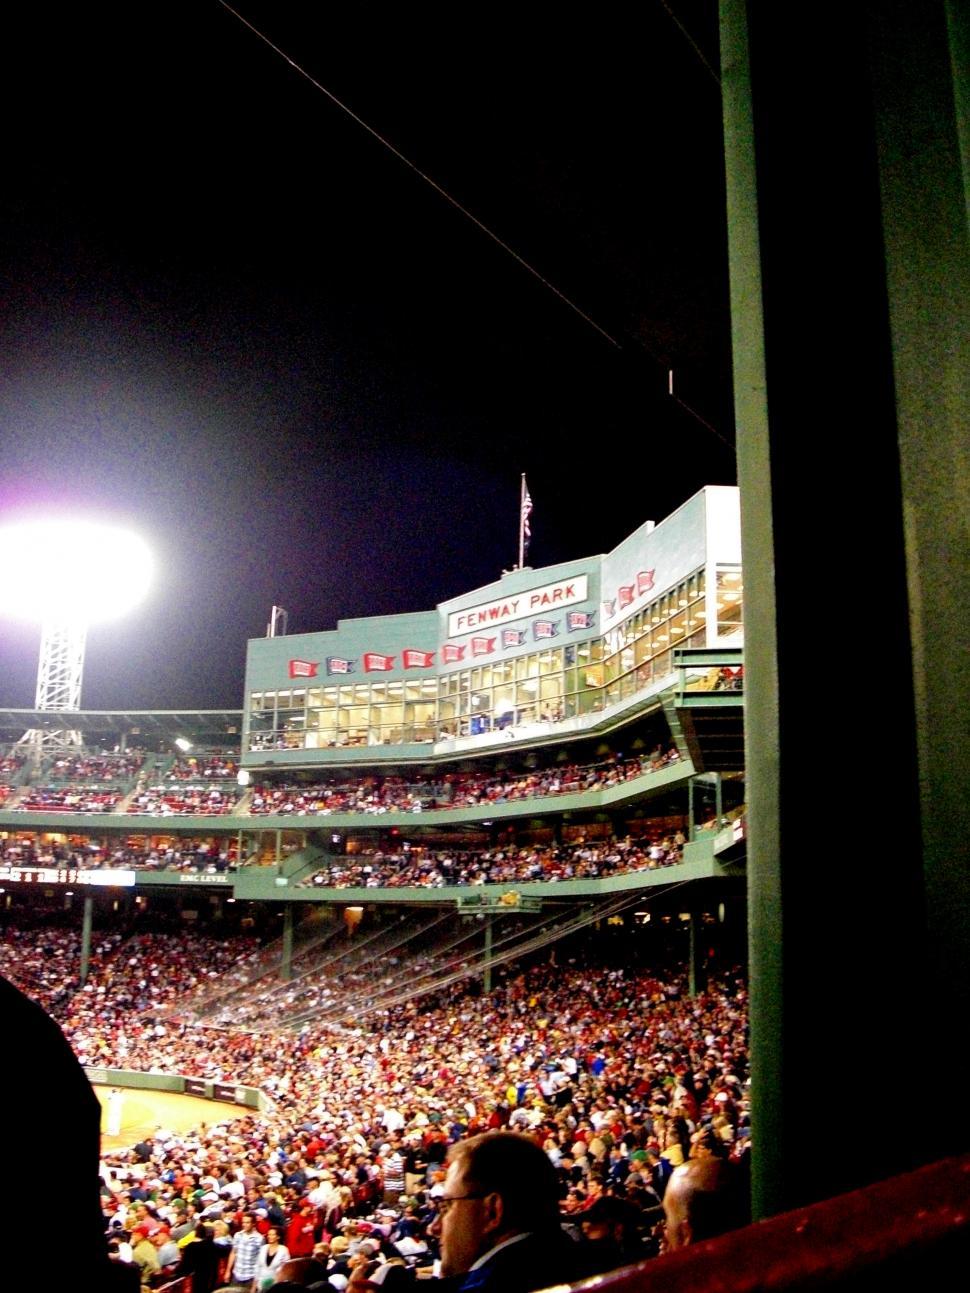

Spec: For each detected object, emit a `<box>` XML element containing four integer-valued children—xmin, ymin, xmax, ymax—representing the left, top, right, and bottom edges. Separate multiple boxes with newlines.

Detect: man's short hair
<box><xmin>446</xmin><ymin>1132</ymin><xmax>560</xmax><ymax>1230</ymax></box>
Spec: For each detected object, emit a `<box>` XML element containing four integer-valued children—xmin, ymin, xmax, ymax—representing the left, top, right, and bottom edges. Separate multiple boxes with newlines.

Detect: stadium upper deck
<box><xmin>0</xmin><ymin>488</ymin><xmax>746</xmax><ymax>918</ymax></box>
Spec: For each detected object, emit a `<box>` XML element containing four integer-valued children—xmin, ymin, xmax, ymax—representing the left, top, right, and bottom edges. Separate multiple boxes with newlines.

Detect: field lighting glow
<box><xmin>0</xmin><ymin>518</ymin><xmax>153</xmax><ymax>624</ymax></box>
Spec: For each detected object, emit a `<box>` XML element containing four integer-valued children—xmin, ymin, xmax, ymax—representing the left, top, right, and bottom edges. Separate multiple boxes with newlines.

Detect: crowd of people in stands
<box><xmin>46</xmin><ymin>752</ymin><xmax>146</xmax><ymax>781</ymax></box>
<box><xmin>249</xmin><ymin>748</ymin><xmax>679</xmax><ymax>818</ymax></box>
<box><xmin>301</xmin><ymin>833</ymin><xmax>685</xmax><ymax>889</ymax></box>
<box><xmin>127</xmin><ymin>786</ymin><xmax>240</xmax><ymax>817</ymax></box>
<box><xmin>168</xmin><ymin>756</ymin><xmax>240</xmax><ymax>781</ymax></box>
<box><xmin>1</xmin><ymin>747</ymin><xmax>679</xmax><ymax>825</ymax></box>
<box><xmin>0</xmin><ymin>915</ymin><xmax>749</xmax><ymax>1288</ymax></box>
<box><xmin>0</xmin><ymin>827</ymin><xmax>685</xmax><ymax>889</ymax></box>
<box><xmin>16</xmin><ymin>785</ymin><xmax>123</xmax><ymax>812</ymax></box>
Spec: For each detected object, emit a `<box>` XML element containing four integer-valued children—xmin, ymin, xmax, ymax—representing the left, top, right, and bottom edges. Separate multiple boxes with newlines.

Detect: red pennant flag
<box><xmin>288</xmin><ymin>659</ymin><xmax>319</xmax><ymax>679</ymax></box>
<box><xmin>402</xmin><ymin>649</ymin><xmax>435</xmax><ymax>668</ymax></box>
<box><xmin>363</xmin><ymin>653</ymin><xmax>395</xmax><ymax>672</ymax></box>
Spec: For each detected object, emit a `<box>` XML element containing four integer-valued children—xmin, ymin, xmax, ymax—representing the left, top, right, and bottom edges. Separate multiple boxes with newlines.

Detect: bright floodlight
<box><xmin>0</xmin><ymin>518</ymin><xmax>153</xmax><ymax>624</ymax></box>
<box><xmin>0</xmin><ymin>517</ymin><xmax>153</xmax><ymax>754</ymax></box>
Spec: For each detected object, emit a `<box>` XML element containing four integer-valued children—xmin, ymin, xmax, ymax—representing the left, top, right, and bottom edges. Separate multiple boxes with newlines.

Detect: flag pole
<box><xmin>519</xmin><ymin>475</ymin><xmax>526</xmax><ymax>570</ymax></box>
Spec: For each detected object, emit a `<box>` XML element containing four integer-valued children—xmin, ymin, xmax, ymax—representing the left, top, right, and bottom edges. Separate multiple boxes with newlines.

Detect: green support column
<box><xmin>281</xmin><ymin>905</ymin><xmax>294</xmax><ymax>982</ymax></box>
<box><xmin>688</xmin><ymin>911</ymin><xmax>703</xmax><ymax>998</ymax></box>
<box><xmin>483</xmin><ymin>916</ymin><xmax>493</xmax><ymax>993</ymax></box>
<box><xmin>720</xmin><ymin>0</ymin><xmax>967</xmax><ymax>1218</ymax></box>
<box><xmin>276</xmin><ymin>830</ymin><xmax>282</xmax><ymax>865</ymax></box>
<box><xmin>79</xmin><ymin>895</ymin><xmax>93</xmax><ymax>985</ymax></box>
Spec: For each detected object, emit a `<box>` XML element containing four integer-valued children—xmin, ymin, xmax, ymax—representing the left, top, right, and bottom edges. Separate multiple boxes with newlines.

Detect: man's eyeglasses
<box><xmin>437</xmin><ymin>1194</ymin><xmax>487</xmax><ymax>1216</ymax></box>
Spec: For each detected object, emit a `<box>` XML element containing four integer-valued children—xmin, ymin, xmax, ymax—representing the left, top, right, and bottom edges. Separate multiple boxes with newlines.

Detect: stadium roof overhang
<box><xmin>0</xmin><ymin>708</ymin><xmax>244</xmax><ymax>742</ymax></box>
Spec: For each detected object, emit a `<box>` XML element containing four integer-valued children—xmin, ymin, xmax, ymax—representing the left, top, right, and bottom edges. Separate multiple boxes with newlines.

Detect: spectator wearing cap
<box><xmin>286</xmin><ymin>1197</ymin><xmax>318</xmax><ymax>1256</ymax></box>
<box><xmin>129</xmin><ymin>1225</ymin><xmax>160</xmax><ymax>1286</ymax></box>
<box><xmin>153</xmin><ymin>1225</ymin><xmax>181</xmax><ymax>1275</ymax></box>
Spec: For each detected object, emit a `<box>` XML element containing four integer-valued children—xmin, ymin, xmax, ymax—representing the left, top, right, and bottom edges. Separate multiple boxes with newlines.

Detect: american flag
<box><xmin>520</xmin><ymin>475</ymin><xmax>533</xmax><ymax>565</ymax></box>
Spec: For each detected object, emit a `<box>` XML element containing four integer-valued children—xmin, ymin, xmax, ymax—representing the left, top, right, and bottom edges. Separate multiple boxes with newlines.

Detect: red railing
<box><xmin>567</xmin><ymin>1153</ymin><xmax>970</xmax><ymax>1293</ymax></box>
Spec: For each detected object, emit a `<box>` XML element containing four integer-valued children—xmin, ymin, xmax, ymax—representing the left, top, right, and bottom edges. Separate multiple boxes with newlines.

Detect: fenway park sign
<box><xmin>447</xmin><ymin>575</ymin><xmax>588</xmax><ymax>639</ymax></box>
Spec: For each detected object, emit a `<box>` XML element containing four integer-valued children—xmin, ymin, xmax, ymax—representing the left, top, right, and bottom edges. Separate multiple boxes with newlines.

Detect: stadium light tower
<box><xmin>0</xmin><ymin>517</ymin><xmax>153</xmax><ymax>756</ymax></box>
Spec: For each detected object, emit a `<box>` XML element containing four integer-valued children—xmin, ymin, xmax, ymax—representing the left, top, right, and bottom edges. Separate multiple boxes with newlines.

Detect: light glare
<box><xmin>0</xmin><ymin>518</ymin><xmax>153</xmax><ymax>624</ymax></box>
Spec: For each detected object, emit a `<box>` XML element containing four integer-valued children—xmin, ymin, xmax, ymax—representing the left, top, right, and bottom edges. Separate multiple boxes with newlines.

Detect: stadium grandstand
<box><xmin>1</xmin><ymin>2</ymin><xmax>967</xmax><ymax>1284</ymax></box>
<box><xmin>0</xmin><ymin>489</ymin><xmax>755</xmax><ymax>1286</ymax></box>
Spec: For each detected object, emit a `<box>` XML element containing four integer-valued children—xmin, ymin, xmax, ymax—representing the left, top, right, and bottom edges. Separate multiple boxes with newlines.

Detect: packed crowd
<box><xmin>167</xmin><ymin>756</ymin><xmax>240</xmax><ymax>781</ymax></box>
<box><xmin>126</xmin><ymin>786</ymin><xmax>241</xmax><ymax>817</ymax></box>
<box><xmin>1</xmin><ymin>915</ymin><xmax>748</xmax><ymax>1288</ymax></box>
<box><xmin>0</xmin><ymin>838</ymin><xmax>237</xmax><ymax>873</ymax></box>
<box><xmin>250</xmin><ymin>748</ymin><xmax>680</xmax><ymax>818</ymax></box>
<box><xmin>15</xmin><ymin>785</ymin><xmax>123</xmax><ymax>812</ymax></box>
<box><xmin>0</xmin><ymin>826</ymin><xmax>685</xmax><ymax>890</ymax></box>
<box><xmin>45</xmin><ymin>752</ymin><xmax>146</xmax><ymax>781</ymax></box>
<box><xmin>301</xmin><ymin>833</ymin><xmax>685</xmax><ymax>890</ymax></box>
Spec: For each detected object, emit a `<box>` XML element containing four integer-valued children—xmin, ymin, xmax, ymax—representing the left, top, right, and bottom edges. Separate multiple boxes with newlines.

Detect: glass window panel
<box><xmin>516</xmin><ymin>677</ymin><xmax>540</xmax><ymax>705</ymax></box>
<box><xmin>373</xmin><ymin>704</ymin><xmax>404</xmax><ymax>726</ymax></box>
<box><xmin>583</xmin><ymin>664</ymin><xmax>604</xmax><ymax>689</ymax></box>
<box><xmin>306</xmin><ymin>687</ymin><xmax>322</xmax><ymax>708</ymax></box>
<box><xmin>578</xmin><ymin>689</ymin><xmax>603</xmax><ymax>714</ymax></box>
<box><xmin>250</xmin><ymin>692</ymin><xmax>264</xmax><ymax>712</ymax></box>
<box><xmin>653</xmin><ymin>650</ymin><xmax>672</xmax><ymax>680</ymax></box>
<box><xmin>341</xmin><ymin>706</ymin><xmax>369</xmax><ymax>726</ymax></box>
<box><xmin>539</xmin><ymin>675</ymin><xmax>563</xmax><ymax>701</ymax></box>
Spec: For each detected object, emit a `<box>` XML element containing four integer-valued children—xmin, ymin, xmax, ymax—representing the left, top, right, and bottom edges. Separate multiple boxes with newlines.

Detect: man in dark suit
<box><xmin>428</xmin><ymin>1132</ymin><xmax>578</xmax><ymax>1293</ymax></box>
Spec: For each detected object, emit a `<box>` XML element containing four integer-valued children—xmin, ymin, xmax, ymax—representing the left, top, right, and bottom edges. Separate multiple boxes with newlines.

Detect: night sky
<box><xmin>0</xmin><ymin>1</ymin><xmax>735</xmax><ymax>711</ymax></box>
